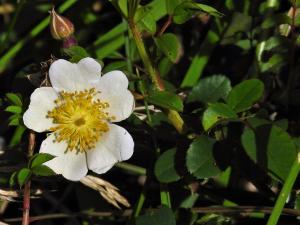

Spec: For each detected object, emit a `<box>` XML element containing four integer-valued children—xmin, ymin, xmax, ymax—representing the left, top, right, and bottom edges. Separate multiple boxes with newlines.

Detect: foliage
<box><xmin>0</xmin><ymin>0</ymin><xmax>300</xmax><ymax>225</ymax></box>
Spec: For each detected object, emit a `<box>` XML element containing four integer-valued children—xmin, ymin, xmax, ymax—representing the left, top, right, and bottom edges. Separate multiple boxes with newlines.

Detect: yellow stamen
<box><xmin>47</xmin><ymin>88</ymin><xmax>113</xmax><ymax>153</ymax></box>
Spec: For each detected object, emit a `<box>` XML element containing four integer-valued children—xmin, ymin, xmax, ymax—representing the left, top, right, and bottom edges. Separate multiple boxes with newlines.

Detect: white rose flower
<box><xmin>23</xmin><ymin>57</ymin><xmax>135</xmax><ymax>181</ymax></box>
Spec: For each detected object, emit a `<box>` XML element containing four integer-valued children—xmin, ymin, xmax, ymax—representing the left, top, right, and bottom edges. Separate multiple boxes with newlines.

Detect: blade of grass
<box><xmin>180</xmin><ymin>30</ymin><xmax>220</xmax><ymax>88</ymax></box>
<box><xmin>266</xmin><ymin>153</ymin><xmax>300</xmax><ymax>225</ymax></box>
<box><xmin>0</xmin><ymin>0</ymin><xmax>26</xmax><ymax>54</ymax></box>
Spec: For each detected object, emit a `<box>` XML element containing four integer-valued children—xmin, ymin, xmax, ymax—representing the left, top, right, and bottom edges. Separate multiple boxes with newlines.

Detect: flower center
<box><xmin>74</xmin><ymin>117</ymin><xmax>85</xmax><ymax>126</ymax></box>
<box><xmin>46</xmin><ymin>88</ymin><xmax>115</xmax><ymax>153</ymax></box>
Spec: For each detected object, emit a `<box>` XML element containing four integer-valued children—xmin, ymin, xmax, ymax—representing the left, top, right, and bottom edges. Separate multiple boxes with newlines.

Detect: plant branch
<box><xmin>128</xmin><ymin>19</ymin><xmax>164</xmax><ymax>91</ymax></box>
<box><xmin>22</xmin><ymin>131</ymin><xmax>35</xmax><ymax>225</ymax></box>
<box><xmin>127</xmin><ymin>18</ymin><xmax>185</xmax><ymax>133</ymax></box>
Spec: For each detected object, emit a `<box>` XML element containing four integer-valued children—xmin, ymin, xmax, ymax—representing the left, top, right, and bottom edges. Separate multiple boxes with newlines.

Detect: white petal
<box><xmin>49</xmin><ymin>58</ymin><xmax>101</xmax><ymax>92</ymax></box>
<box><xmin>23</xmin><ymin>87</ymin><xmax>57</xmax><ymax>132</ymax></box>
<box><xmin>97</xmin><ymin>70</ymin><xmax>129</xmax><ymax>90</ymax></box>
<box><xmin>78</xmin><ymin>57</ymin><xmax>102</xmax><ymax>78</ymax></box>
<box><xmin>87</xmin><ymin>124</ymin><xmax>134</xmax><ymax>174</ymax></box>
<box><xmin>95</xmin><ymin>71</ymin><xmax>134</xmax><ymax>122</ymax></box>
<box><xmin>39</xmin><ymin>133</ymin><xmax>88</xmax><ymax>181</ymax></box>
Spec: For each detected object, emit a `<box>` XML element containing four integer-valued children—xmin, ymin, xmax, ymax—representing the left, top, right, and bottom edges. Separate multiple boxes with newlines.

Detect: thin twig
<box><xmin>5</xmin><ymin>205</ymin><xmax>300</xmax><ymax>223</ymax></box>
<box><xmin>22</xmin><ymin>131</ymin><xmax>35</xmax><ymax>225</ymax></box>
<box><xmin>192</xmin><ymin>206</ymin><xmax>300</xmax><ymax>216</ymax></box>
<box><xmin>156</xmin><ymin>16</ymin><xmax>172</xmax><ymax>36</ymax></box>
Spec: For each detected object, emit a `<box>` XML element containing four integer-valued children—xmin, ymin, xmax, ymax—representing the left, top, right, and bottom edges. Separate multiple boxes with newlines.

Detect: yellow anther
<box><xmin>47</xmin><ymin>88</ymin><xmax>112</xmax><ymax>153</ymax></box>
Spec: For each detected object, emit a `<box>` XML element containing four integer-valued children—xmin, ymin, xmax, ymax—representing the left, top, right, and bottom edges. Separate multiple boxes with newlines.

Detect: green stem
<box><xmin>133</xmin><ymin>192</ymin><xmax>146</xmax><ymax>218</ymax></box>
<box><xmin>128</xmin><ymin>20</ymin><xmax>164</xmax><ymax>91</ymax></box>
<box><xmin>266</xmin><ymin>153</ymin><xmax>300</xmax><ymax>225</ymax></box>
<box><xmin>126</xmin><ymin>184</ymin><xmax>146</xmax><ymax>225</ymax></box>
<box><xmin>0</xmin><ymin>0</ymin><xmax>77</xmax><ymax>73</ymax></box>
<box><xmin>160</xmin><ymin>185</ymin><xmax>171</xmax><ymax>207</ymax></box>
<box><xmin>127</xmin><ymin>19</ymin><xmax>184</xmax><ymax>133</ymax></box>
<box><xmin>115</xmin><ymin>162</ymin><xmax>146</xmax><ymax>175</ymax></box>
<box><xmin>124</xmin><ymin>20</ymin><xmax>133</xmax><ymax>75</ymax></box>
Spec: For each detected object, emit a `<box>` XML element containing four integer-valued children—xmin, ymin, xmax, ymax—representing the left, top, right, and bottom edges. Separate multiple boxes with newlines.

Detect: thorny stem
<box><xmin>128</xmin><ymin>19</ymin><xmax>164</xmax><ymax>91</ymax></box>
<box><xmin>22</xmin><ymin>131</ymin><xmax>35</xmax><ymax>225</ymax></box>
<box><xmin>127</xmin><ymin>19</ymin><xmax>185</xmax><ymax>134</ymax></box>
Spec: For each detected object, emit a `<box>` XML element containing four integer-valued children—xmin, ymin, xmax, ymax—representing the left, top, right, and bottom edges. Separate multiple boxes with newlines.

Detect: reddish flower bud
<box><xmin>50</xmin><ymin>8</ymin><xmax>74</xmax><ymax>40</ymax></box>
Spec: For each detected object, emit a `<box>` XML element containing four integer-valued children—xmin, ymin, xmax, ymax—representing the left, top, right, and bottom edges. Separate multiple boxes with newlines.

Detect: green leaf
<box><xmin>8</xmin><ymin>113</ymin><xmax>21</xmax><ymax>126</ymax></box>
<box><xmin>136</xmin><ymin>5</ymin><xmax>157</xmax><ymax>33</ymax></box>
<box><xmin>63</xmin><ymin>46</ymin><xmax>90</xmax><ymax>63</ymax></box>
<box><xmin>118</xmin><ymin>0</ymin><xmax>128</xmax><ymax>17</ymax></box>
<box><xmin>166</xmin><ymin>0</ymin><xmax>185</xmax><ymax>15</ymax></box>
<box><xmin>139</xmin><ymin>12</ymin><xmax>157</xmax><ymax>34</ymax></box>
<box><xmin>5</xmin><ymin>105</ymin><xmax>22</xmax><ymax>114</ymax></box>
<box><xmin>196</xmin><ymin>3</ymin><xmax>222</xmax><ymax>16</ymax></box>
<box><xmin>154</xmin><ymin>33</ymin><xmax>182</xmax><ymax>63</ymax></box>
<box><xmin>186</xmin><ymin>136</ymin><xmax>221</xmax><ymax>179</ymax></box>
<box><xmin>260</xmin><ymin>54</ymin><xmax>286</xmax><ymax>73</ymax></box>
<box><xmin>9</xmin><ymin>171</ymin><xmax>17</xmax><ymax>186</ymax></box>
<box><xmin>221</xmin><ymin>12</ymin><xmax>252</xmax><ymax>45</ymax></box>
<box><xmin>31</xmin><ymin>165</ymin><xmax>55</xmax><ymax>176</ymax></box>
<box><xmin>17</xmin><ymin>168</ymin><xmax>31</xmax><ymax>187</ymax></box>
<box><xmin>180</xmin><ymin>30</ymin><xmax>219</xmax><ymax>87</ymax></box>
<box><xmin>135</xmin><ymin>5</ymin><xmax>152</xmax><ymax>22</ymax></box>
<box><xmin>273</xmin><ymin>119</ymin><xmax>288</xmax><ymax>131</ymax></box>
<box><xmin>202</xmin><ymin>103</ymin><xmax>238</xmax><ymax>131</ymax></box>
<box><xmin>146</xmin><ymin>91</ymin><xmax>183</xmax><ymax>112</ymax></box>
<box><xmin>8</xmin><ymin>117</ymin><xmax>20</xmax><ymax>126</ymax></box>
<box><xmin>226</xmin><ymin>79</ymin><xmax>264</xmax><ymax>113</ymax></box>
<box><xmin>173</xmin><ymin>2</ymin><xmax>222</xmax><ymax>24</ymax></box>
<box><xmin>263</xmin><ymin>13</ymin><xmax>291</xmax><ymax>29</ymax></box>
<box><xmin>154</xmin><ymin>148</ymin><xmax>181</xmax><ymax>183</ymax></box>
<box><xmin>188</xmin><ymin>75</ymin><xmax>231</xmax><ymax>103</ymax></box>
<box><xmin>29</xmin><ymin>153</ymin><xmax>55</xmax><ymax>169</ymax></box>
<box><xmin>102</xmin><ymin>61</ymin><xmax>127</xmax><ymax>73</ymax></box>
<box><xmin>9</xmin><ymin>125</ymin><xmax>26</xmax><ymax>147</ymax></box>
<box><xmin>241</xmin><ymin>125</ymin><xmax>297</xmax><ymax>181</ymax></box>
<box><xmin>180</xmin><ymin>193</ymin><xmax>199</xmax><ymax>208</ymax></box>
<box><xmin>6</xmin><ymin>93</ymin><xmax>22</xmax><ymax>106</ymax></box>
<box><xmin>173</xmin><ymin>3</ymin><xmax>195</xmax><ymax>24</ymax></box>
<box><xmin>158</xmin><ymin>57</ymin><xmax>172</xmax><ymax>77</ymax></box>
<box><xmin>136</xmin><ymin>207</ymin><xmax>176</xmax><ymax>225</ymax></box>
